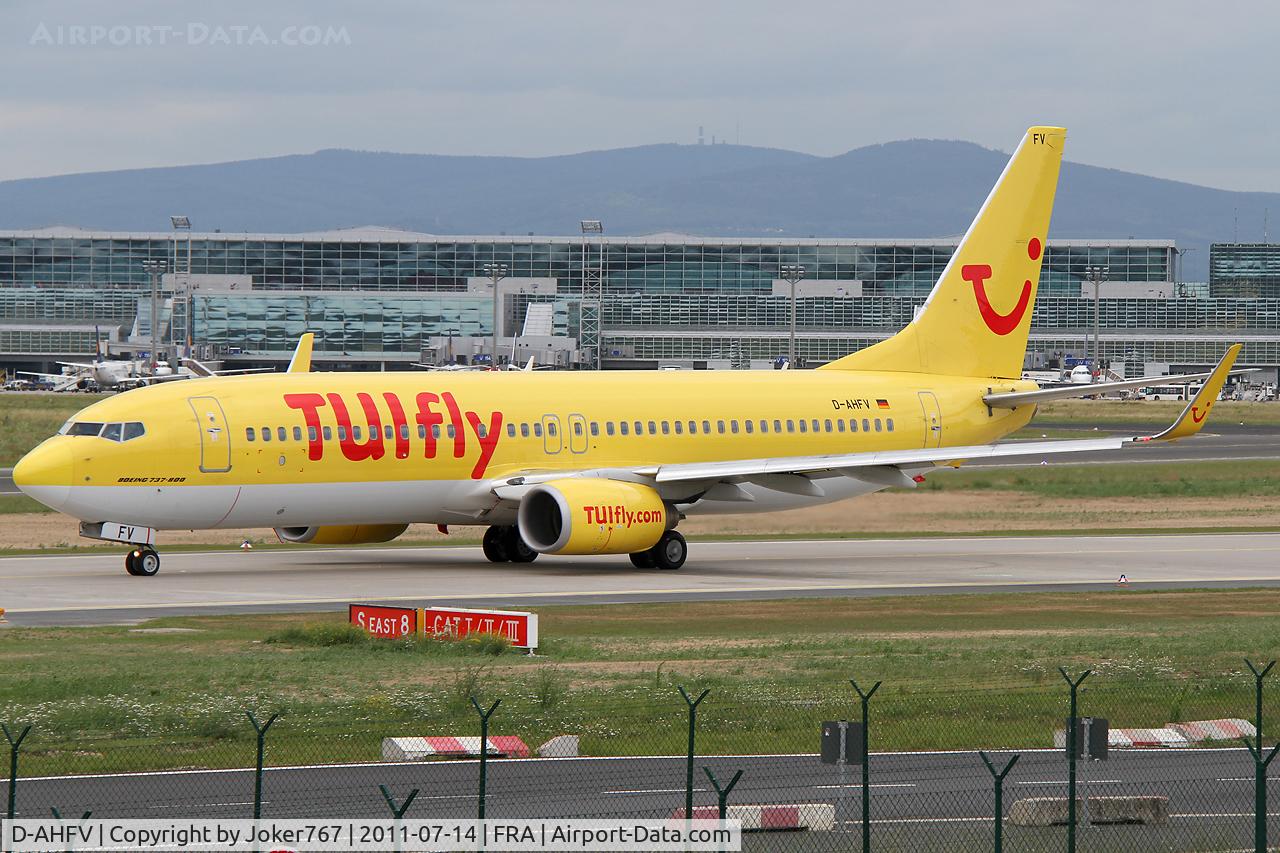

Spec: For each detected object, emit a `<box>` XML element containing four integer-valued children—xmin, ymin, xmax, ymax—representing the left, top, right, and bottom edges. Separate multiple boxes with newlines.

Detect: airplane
<box><xmin>12</xmin><ymin>125</ymin><xmax>1244</xmax><ymax>578</ymax></box>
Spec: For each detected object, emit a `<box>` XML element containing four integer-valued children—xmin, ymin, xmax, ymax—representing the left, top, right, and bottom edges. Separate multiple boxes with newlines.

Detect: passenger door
<box><xmin>917</xmin><ymin>391</ymin><xmax>942</xmax><ymax>448</ymax></box>
<box><xmin>188</xmin><ymin>396</ymin><xmax>232</xmax><ymax>472</ymax></box>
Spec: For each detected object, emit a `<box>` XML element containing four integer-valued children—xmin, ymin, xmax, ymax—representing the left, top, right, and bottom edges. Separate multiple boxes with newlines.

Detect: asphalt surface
<box><xmin>1</xmin><ymin>467</ymin><xmax>15</xmax><ymax>494</ymax></box>
<box><xmin>2</xmin><ymin>533</ymin><xmax>1280</xmax><ymax>626</ymax></box>
<box><xmin>5</xmin><ymin>749</ymin><xmax>1276</xmax><ymax>846</ymax></box>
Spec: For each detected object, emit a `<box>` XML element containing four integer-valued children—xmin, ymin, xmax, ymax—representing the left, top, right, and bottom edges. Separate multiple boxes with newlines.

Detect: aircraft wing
<box><xmin>490</xmin><ymin>345</ymin><xmax>1238</xmax><ymax>501</ymax></box>
<box><xmin>986</xmin><ymin>346</ymin><xmax>1253</xmax><ymax>407</ymax></box>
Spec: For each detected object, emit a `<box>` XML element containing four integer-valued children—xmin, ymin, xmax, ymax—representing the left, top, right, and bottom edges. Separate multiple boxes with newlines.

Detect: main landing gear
<box><xmin>482</xmin><ymin>525</ymin><xmax>539</xmax><ymax>564</ymax></box>
<box><xmin>630</xmin><ymin>530</ymin><xmax>687</xmax><ymax>571</ymax></box>
<box><xmin>125</xmin><ymin>546</ymin><xmax>161</xmax><ymax>577</ymax></box>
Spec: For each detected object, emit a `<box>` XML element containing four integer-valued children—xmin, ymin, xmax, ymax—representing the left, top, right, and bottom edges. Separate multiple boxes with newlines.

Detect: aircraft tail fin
<box><xmin>287</xmin><ymin>333</ymin><xmax>314</xmax><ymax>374</ymax></box>
<box><xmin>821</xmin><ymin>126</ymin><xmax>1066</xmax><ymax>379</ymax></box>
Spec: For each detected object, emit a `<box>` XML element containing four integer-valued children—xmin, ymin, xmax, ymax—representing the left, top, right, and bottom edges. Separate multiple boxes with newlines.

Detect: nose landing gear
<box><xmin>125</xmin><ymin>546</ymin><xmax>161</xmax><ymax>577</ymax></box>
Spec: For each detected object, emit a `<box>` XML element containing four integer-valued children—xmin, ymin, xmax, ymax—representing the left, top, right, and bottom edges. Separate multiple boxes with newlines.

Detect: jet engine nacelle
<box><xmin>517</xmin><ymin>478</ymin><xmax>670</xmax><ymax>555</ymax></box>
<box><xmin>275</xmin><ymin>524</ymin><xmax>409</xmax><ymax>545</ymax></box>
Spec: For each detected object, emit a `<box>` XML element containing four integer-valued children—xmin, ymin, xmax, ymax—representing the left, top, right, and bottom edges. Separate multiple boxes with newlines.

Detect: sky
<box><xmin>1</xmin><ymin>0</ymin><xmax>1276</xmax><ymax>190</ymax></box>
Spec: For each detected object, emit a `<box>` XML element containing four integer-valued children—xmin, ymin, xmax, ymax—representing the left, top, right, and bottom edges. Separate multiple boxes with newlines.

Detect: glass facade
<box><xmin>1209</xmin><ymin>243</ymin><xmax>1280</xmax><ymax>298</ymax></box>
<box><xmin>9</xmin><ymin>228</ymin><xmax>1273</xmax><ymax>369</ymax></box>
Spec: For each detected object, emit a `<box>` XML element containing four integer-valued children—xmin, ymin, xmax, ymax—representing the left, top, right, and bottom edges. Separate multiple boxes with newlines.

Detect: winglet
<box><xmin>1143</xmin><ymin>344</ymin><xmax>1241</xmax><ymax>442</ymax></box>
<box><xmin>287</xmin><ymin>333</ymin><xmax>314</xmax><ymax>374</ymax></box>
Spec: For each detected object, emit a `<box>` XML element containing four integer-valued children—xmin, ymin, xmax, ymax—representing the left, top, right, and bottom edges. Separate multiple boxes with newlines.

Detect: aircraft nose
<box><xmin>13</xmin><ymin>440</ymin><xmax>73</xmax><ymax>509</ymax></box>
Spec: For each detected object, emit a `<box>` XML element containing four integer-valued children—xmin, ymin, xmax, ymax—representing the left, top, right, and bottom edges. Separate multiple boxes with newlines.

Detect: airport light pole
<box><xmin>170</xmin><ymin>215</ymin><xmax>192</xmax><ymax>360</ymax></box>
<box><xmin>779</xmin><ymin>264</ymin><xmax>805</xmax><ymax>368</ymax></box>
<box><xmin>1084</xmin><ymin>265</ymin><xmax>1109</xmax><ymax>382</ymax></box>
<box><xmin>1175</xmin><ymin>247</ymin><xmax>1197</xmax><ymax>297</ymax></box>
<box><xmin>141</xmin><ymin>259</ymin><xmax>167</xmax><ymax>371</ymax></box>
<box><xmin>484</xmin><ymin>263</ymin><xmax>508</xmax><ymax>368</ymax></box>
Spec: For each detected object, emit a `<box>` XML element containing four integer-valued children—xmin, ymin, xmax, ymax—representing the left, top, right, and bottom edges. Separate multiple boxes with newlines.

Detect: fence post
<box><xmin>470</xmin><ymin>697</ymin><xmax>500</xmax><ymax>820</ymax></box>
<box><xmin>1244</xmin><ymin>659</ymin><xmax>1276</xmax><ymax>853</ymax></box>
<box><xmin>678</xmin><ymin>686</ymin><xmax>710</xmax><ymax>823</ymax></box>
<box><xmin>379</xmin><ymin>785</ymin><xmax>419</xmax><ymax>853</ymax></box>
<box><xmin>3</xmin><ymin>723</ymin><xmax>31</xmax><ymax>822</ymax></box>
<box><xmin>702</xmin><ymin>767</ymin><xmax>743</xmax><ymax>821</ymax></box>
<box><xmin>50</xmin><ymin>807</ymin><xmax>92</xmax><ymax>853</ymax></box>
<box><xmin>1059</xmin><ymin>668</ymin><xmax>1091</xmax><ymax>853</ymax></box>
<box><xmin>979</xmin><ymin>752</ymin><xmax>1019</xmax><ymax>853</ymax></box>
<box><xmin>245</xmin><ymin>711</ymin><xmax>279</xmax><ymax>821</ymax></box>
<box><xmin>850</xmin><ymin>679</ymin><xmax>880</xmax><ymax>852</ymax></box>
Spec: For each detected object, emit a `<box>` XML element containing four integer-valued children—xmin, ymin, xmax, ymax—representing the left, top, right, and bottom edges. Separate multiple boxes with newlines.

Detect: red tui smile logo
<box><xmin>1191</xmin><ymin>405</ymin><xmax>1208</xmax><ymax>424</ymax></box>
<box><xmin>961</xmin><ymin>237</ymin><xmax>1041</xmax><ymax>336</ymax></box>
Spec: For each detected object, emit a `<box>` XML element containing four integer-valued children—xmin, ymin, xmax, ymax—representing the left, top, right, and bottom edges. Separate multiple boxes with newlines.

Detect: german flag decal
<box><xmin>876</xmin><ymin>399</ymin><xmax>890</xmax><ymax>409</ymax></box>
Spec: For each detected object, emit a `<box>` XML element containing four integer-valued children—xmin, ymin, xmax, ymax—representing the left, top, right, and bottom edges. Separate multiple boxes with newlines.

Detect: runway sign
<box><xmin>348</xmin><ymin>604</ymin><xmax>418</xmax><ymax>639</ymax></box>
<box><xmin>422</xmin><ymin>606</ymin><xmax>538</xmax><ymax>649</ymax></box>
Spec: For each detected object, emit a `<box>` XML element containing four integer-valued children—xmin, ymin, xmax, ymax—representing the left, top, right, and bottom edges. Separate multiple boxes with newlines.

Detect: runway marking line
<box><xmin>604</xmin><ymin>787</ymin><xmax>708</xmax><ymax>795</ymax></box>
<box><xmin>11</xmin><ymin>574</ymin><xmax>1280</xmax><ymax>614</ymax></box>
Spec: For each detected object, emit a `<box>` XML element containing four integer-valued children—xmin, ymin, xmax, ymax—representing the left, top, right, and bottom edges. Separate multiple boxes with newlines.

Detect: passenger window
<box><xmin>702</xmin><ymin>420</ymin><xmax>711</xmax><ymax>434</ymax></box>
<box><xmin>635</xmin><ymin>421</ymin><xmax>643</xmax><ymax>435</ymax></box>
<box><xmin>432</xmin><ymin>425</ymin><xmax>441</xmax><ymax>439</ymax></box>
<box><xmin>875</xmin><ymin>419</ymin><xmax>883</xmax><ymax>432</ymax></box>
<box><xmin>401</xmin><ymin>424</ymin><xmax>411</xmax><ymax>440</ymax></box>
<box><xmin>824</xmin><ymin>419</ymin><xmax>833</xmax><ymax>432</ymax></box>
<box><xmin>590</xmin><ymin>422</ymin><xmax>599</xmax><ymax>437</ymax></box>
<box><xmin>123</xmin><ymin>422</ymin><xmax>146</xmax><ymax>441</ymax></box>
<box><xmin>606</xmin><ymin>422</ymin><xmax>615</xmax><ymax>436</ymax></box>
<box><xmin>102</xmin><ymin>422</ymin><xmax>123</xmax><ymax>442</ymax></box>
<box><xmin>887</xmin><ymin>418</ymin><xmax>894</xmax><ymax>432</ymax></box>
<box><xmin>759</xmin><ymin>420</ymin><xmax>767</xmax><ymax>433</ymax></box>
<box><xmin>674</xmin><ymin>421</ymin><xmax>683</xmax><ymax>435</ymax></box>
<box><xmin>294</xmin><ymin>426</ymin><xmax>303</xmax><ymax>441</ymax></box>
<box><xmin>717</xmin><ymin>420</ymin><xmax>726</xmax><ymax>434</ymax></box>
<box><xmin>837</xmin><ymin>420</ymin><xmax>845</xmax><ymax>433</ymax></box>
<box><xmin>478</xmin><ymin>424</ymin><xmax>488</xmax><ymax>439</ymax></box>
<box><xmin>262</xmin><ymin>426</ymin><xmax>272</xmax><ymax>442</ymax></box>
<box><xmin>773</xmin><ymin>419</ymin><xmax>782</xmax><ymax>433</ymax></box>
<box><xmin>730</xmin><ymin>420</ymin><xmax>739</xmax><ymax>434</ymax></box>
<box><xmin>787</xmin><ymin>420</ymin><xmax>795</xmax><ymax>433</ymax></box>
<box><xmin>661</xmin><ymin>421</ymin><xmax>669</xmax><ymax>435</ymax></box>
<box><xmin>547</xmin><ymin>423</ymin><xmax>556</xmax><ymax>437</ymax></box>
<box><xmin>744</xmin><ymin>420</ymin><xmax>753</xmax><ymax>434</ymax></box>
<box><xmin>384</xmin><ymin>424</ymin><xmax>394</xmax><ymax>440</ymax></box>
<box><xmin>849</xmin><ymin>419</ymin><xmax>858</xmax><ymax>432</ymax></box>
<box><xmin>353</xmin><ymin>425</ymin><xmax>362</xmax><ymax>441</ymax></box>
<box><xmin>507</xmin><ymin>424</ymin><xmax>516</xmax><ymax>438</ymax></box>
<box><xmin>574</xmin><ymin>421</ymin><xmax>583</xmax><ymax>436</ymax></box>
<box><xmin>534</xmin><ymin>423</ymin><xmax>543</xmax><ymax>437</ymax></box>
<box><xmin>688</xmin><ymin>421</ymin><xmax>697</xmax><ymax>434</ymax></box>
<box><xmin>323</xmin><ymin>426</ymin><xmax>333</xmax><ymax>440</ymax></box>
<box><xmin>309</xmin><ymin>426</ymin><xmax>318</xmax><ymax>442</ymax></box>
<box><xmin>447</xmin><ymin>425</ymin><xmax>456</xmax><ymax>438</ymax></box>
<box><xmin>620</xmin><ymin>421</ymin><xmax>629</xmax><ymax>435</ymax></box>
<box><xmin>520</xmin><ymin>423</ymin><xmax>530</xmax><ymax>438</ymax></box>
<box><xmin>812</xmin><ymin>419</ymin><xmax>820</xmax><ymax>432</ymax></box>
<box><xmin>862</xmin><ymin>419</ymin><xmax>871</xmax><ymax>432</ymax></box>
<box><xmin>246</xmin><ymin>427</ymin><xmax>256</xmax><ymax>441</ymax></box>
<box><xmin>277</xmin><ymin>427</ymin><xmax>287</xmax><ymax>442</ymax></box>
<box><xmin>334</xmin><ymin>426</ymin><xmax>344</xmax><ymax>441</ymax></box>
<box><xmin>648</xmin><ymin>420</ymin><xmax>657</xmax><ymax>435</ymax></box>
<box><xmin>799</xmin><ymin>420</ymin><xmax>807</xmax><ymax>434</ymax></box>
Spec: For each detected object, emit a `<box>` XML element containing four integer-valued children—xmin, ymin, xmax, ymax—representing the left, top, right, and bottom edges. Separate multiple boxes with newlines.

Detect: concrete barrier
<box><xmin>671</xmin><ymin>804</ymin><xmax>834</xmax><ymax>831</ymax></box>
<box><xmin>381</xmin><ymin>735</ymin><xmax>530</xmax><ymax>760</ymax></box>
<box><xmin>1088</xmin><ymin>796</ymin><xmax>1169</xmax><ymax>825</ymax></box>
<box><xmin>536</xmin><ymin>734</ymin><xmax>579</xmax><ymax>757</ymax></box>
<box><xmin>1009</xmin><ymin>796</ymin><xmax>1169</xmax><ymax>826</ymax></box>
<box><xmin>1168</xmin><ymin>718</ymin><xmax>1256</xmax><ymax>742</ymax></box>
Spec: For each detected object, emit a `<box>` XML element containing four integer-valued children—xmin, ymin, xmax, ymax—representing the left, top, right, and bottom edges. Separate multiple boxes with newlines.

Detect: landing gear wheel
<box><xmin>482</xmin><ymin>526</ymin><xmax>510</xmax><ymax>563</ymax></box>
<box><xmin>629</xmin><ymin>550</ymin><xmax>655</xmax><ymax>569</ymax></box>
<box><xmin>128</xmin><ymin>546</ymin><xmax>161</xmax><ymax>577</ymax></box>
<box><xmin>650</xmin><ymin>531</ymin><xmax>687</xmax><ymax>571</ymax></box>
<box><xmin>502</xmin><ymin>527</ymin><xmax>539</xmax><ymax>563</ymax></box>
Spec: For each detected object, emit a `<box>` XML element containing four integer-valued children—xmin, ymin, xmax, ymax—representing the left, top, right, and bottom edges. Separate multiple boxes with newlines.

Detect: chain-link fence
<box><xmin>2</xmin><ymin>661</ymin><xmax>1277</xmax><ymax>851</ymax></box>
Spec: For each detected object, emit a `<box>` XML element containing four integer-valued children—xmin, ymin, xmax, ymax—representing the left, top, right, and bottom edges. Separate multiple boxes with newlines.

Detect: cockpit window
<box><xmin>101</xmin><ymin>422</ymin><xmax>123</xmax><ymax>442</ymax></box>
<box><xmin>66</xmin><ymin>422</ymin><xmax>104</xmax><ymax>437</ymax></box>
<box><xmin>122</xmin><ymin>422</ymin><xmax>146</xmax><ymax>441</ymax></box>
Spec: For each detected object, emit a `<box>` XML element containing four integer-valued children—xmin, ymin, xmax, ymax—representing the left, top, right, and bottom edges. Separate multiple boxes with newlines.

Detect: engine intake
<box><xmin>518</xmin><ymin>479</ymin><xmax>669</xmax><ymax>555</ymax></box>
<box><xmin>275</xmin><ymin>524</ymin><xmax>409</xmax><ymax>545</ymax></box>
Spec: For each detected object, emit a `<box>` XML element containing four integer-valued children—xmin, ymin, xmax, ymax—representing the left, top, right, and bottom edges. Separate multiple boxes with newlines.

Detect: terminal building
<box><xmin>1</xmin><ymin>226</ymin><xmax>1277</xmax><ymax>378</ymax></box>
